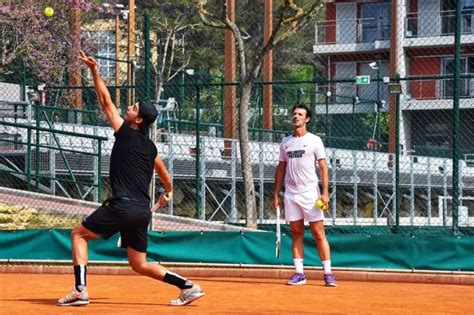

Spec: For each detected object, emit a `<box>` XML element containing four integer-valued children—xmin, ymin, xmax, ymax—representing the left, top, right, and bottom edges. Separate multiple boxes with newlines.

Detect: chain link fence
<box><xmin>0</xmin><ymin>2</ymin><xmax>473</xmax><ymax>235</ymax></box>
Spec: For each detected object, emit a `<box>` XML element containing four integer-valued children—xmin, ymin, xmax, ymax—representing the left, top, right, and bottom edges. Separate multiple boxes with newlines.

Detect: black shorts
<box><xmin>82</xmin><ymin>198</ymin><xmax>151</xmax><ymax>253</ymax></box>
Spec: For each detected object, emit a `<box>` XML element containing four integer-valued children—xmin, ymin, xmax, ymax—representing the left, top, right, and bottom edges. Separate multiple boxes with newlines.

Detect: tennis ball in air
<box><xmin>44</xmin><ymin>6</ymin><xmax>54</xmax><ymax>17</ymax></box>
<box><xmin>316</xmin><ymin>199</ymin><xmax>327</xmax><ymax>211</ymax></box>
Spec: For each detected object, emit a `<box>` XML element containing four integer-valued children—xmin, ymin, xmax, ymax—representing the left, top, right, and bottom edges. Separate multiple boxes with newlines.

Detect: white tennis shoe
<box><xmin>169</xmin><ymin>284</ymin><xmax>205</xmax><ymax>306</ymax></box>
<box><xmin>57</xmin><ymin>287</ymin><xmax>89</xmax><ymax>306</ymax></box>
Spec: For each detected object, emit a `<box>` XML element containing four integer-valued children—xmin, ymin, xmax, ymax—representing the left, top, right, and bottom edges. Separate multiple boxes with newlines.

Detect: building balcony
<box><xmin>314</xmin><ymin>10</ymin><xmax>474</xmax><ymax>55</ymax></box>
<box><xmin>313</xmin><ymin>17</ymin><xmax>390</xmax><ymax>54</ymax></box>
<box><xmin>313</xmin><ymin>76</ymin><xmax>474</xmax><ymax>114</ymax></box>
<box><xmin>403</xmin><ymin>75</ymin><xmax>474</xmax><ymax>110</ymax></box>
<box><xmin>405</xmin><ymin>10</ymin><xmax>474</xmax><ymax>48</ymax></box>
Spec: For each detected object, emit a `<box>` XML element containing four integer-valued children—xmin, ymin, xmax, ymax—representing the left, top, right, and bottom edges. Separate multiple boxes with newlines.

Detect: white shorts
<box><xmin>284</xmin><ymin>188</ymin><xmax>324</xmax><ymax>222</ymax></box>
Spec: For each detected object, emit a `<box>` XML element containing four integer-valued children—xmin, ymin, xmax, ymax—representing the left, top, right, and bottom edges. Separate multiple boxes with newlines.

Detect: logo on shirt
<box><xmin>287</xmin><ymin>150</ymin><xmax>305</xmax><ymax>158</ymax></box>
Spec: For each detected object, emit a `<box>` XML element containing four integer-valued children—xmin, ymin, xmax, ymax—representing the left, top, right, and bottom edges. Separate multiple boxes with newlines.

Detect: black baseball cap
<box><xmin>138</xmin><ymin>101</ymin><xmax>158</xmax><ymax>134</ymax></box>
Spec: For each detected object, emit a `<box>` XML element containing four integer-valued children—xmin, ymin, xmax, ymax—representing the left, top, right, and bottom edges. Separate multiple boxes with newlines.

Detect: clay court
<box><xmin>1</xmin><ymin>272</ymin><xmax>473</xmax><ymax>314</ymax></box>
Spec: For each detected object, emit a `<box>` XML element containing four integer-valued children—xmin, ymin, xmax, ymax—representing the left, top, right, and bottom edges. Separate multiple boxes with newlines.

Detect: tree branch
<box><xmin>261</xmin><ymin>1</ymin><xmax>324</xmax><ymax>61</ymax></box>
<box><xmin>195</xmin><ymin>0</ymin><xmax>227</xmax><ymax>29</ymax></box>
<box><xmin>167</xmin><ymin>55</ymin><xmax>190</xmax><ymax>82</ymax></box>
<box><xmin>165</xmin><ymin>27</ymin><xmax>176</xmax><ymax>80</ymax></box>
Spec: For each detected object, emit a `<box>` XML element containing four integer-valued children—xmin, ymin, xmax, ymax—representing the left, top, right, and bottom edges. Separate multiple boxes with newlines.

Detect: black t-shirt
<box><xmin>109</xmin><ymin>121</ymin><xmax>157</xmax><ymax>203</ymax></box>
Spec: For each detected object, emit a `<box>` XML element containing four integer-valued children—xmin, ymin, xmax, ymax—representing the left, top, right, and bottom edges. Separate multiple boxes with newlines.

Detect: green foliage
<box><xmin>361</xmin><ymin>112</ymin><xmax>389</xmax><ymax>141</ymax></box>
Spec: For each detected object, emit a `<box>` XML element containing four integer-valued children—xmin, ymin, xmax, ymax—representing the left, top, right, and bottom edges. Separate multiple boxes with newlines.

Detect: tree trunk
<box><xmin>239</xmin><ymin>82</ymin><xmax>257</xmax><ymax>229</ymax></box>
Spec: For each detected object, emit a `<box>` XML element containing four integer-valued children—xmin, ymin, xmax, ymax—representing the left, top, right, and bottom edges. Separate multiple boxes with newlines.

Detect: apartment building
<box><xmin>314</xmin><ymin>0</ymin><xmax>474</xmax><ymax>156</ymax></box>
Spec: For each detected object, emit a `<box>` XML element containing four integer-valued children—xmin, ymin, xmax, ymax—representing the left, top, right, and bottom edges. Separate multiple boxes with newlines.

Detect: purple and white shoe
<box><xmin>287</xmin><ymin>273</ymin><xmax>306</xmax><ymax>285</ymax></box>
<box><xmin>324</xmin><ymin>273</ymin><xmax>337</xmax><ymax>287</ymax></box>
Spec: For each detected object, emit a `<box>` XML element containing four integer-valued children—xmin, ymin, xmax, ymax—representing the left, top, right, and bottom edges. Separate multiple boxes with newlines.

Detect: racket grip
<box><xmin>154</xmin><ymin>192</ymin><xmax>171</xmax><ymax>211</ymax></box>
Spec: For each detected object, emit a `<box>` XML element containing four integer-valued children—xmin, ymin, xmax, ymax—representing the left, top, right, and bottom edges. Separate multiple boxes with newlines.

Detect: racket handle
<box><xmin>153</xmin><ymin>192</ymin><xmax>171</xmax><ymax>211</ymax></box>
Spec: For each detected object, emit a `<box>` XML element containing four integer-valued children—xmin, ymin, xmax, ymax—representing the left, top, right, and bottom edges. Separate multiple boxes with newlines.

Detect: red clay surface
<box><xmin>1</xmin><ymin>273</ymin><xmax>473</xmax><ymax>314</ymax></box>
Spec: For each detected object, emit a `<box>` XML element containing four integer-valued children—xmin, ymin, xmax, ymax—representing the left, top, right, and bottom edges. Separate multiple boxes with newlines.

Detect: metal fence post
<box><xmin>144</xmin><ymin>13</ymin><xmax>151</xmax><ymax>101</ymax></box>
<box><xmin>91</xmin><ymin>126</ymin><xmax>97</xmax><ymax>202</ymax></box>
<box><xmin>231</xmin><ymin>140</ymin><xmax>237</xmax><ymax>223</ymax></box>
<box><xmin>373</xmin><ymin>150</ymin><xmax>378</xmax><ymax>224</ymax></box>
<box><xmin>410</xmin><ymin>156</ymin><xmax>415</xmax><ymax>225</ymax></box>
<box><xmin>452</xmin><ymin>0</ymin><xmax>462</xmax><ymax>235</ymax></box>
<box><xmin>35</xmin><ymin>105</ymin><xmax>40</xmax><ymax>191</ymax></box>
<box><xmin>395</xmin><ymin>75</ymin><xmax>401</xmax><ymax>231</ymax></box>
<box><xmin>427</xmin><ymin>156</ymin><xmax>432</xmax><ymax>225</ymax></box>
<box><xmin>168</xmin><ymin>133</ymin><xmax>174</xmax><ymax>215</ymax></box>
<box><xmin>442</xmin><ymin>159</ymin><xmax>448</xmax><ymax>226</ymax></box>
<box><xmin>195</xmin><ymin>85</ymin><xmax>202</xmax><ymax>219</ymax></box>
<box><xmin>200</xmin><ymin>138</ymin><xmax>206</xmax><ymax>220</ymax></box>
<box><xmin>49</xmin><ymin>129</ymin><xmax>56</xmax><ymax>196</ymax></box>
<box><xmin>97</xmin><ymin>138</ymin><xmax>102</xmax><ymax>202</ymax></box>
<box><xmin>352</xmin><ymin>150</ymin><xmax>358</xmax><ymax>225</ymax></box>
<box><xmin>259</xmin><ymin>137</ymin><xmax>264</xmax><ymax>223</ymax></box>
<box><xmin>331</xmin><ymin>152</ymin><xmax>337</xmax><ymax>225</ymax></box>
<box><xmin>26</xmin><ymin>127</ymin><xmax>32</xmax><ymax>191</ymax></box>
<box><xmin>325</xmin><ymin>89</ymin><xmax>331</xmax><ymax>147</ymax></box>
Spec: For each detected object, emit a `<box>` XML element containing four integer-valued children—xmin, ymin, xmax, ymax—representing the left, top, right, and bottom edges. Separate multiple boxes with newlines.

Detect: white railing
<box><xmin>407</xmin><ymin>74</ymin><xmax>474</xmax><ymax>100</ymax></box>
<box><xmin>405</xmin><ymin>10</ymin><xmax>474</xmax><ymax>38</ymax></box>
<box><xmin>315</xmin><ymin>17</ymin><xmax>391</xmax><ymax>45</ymax></box>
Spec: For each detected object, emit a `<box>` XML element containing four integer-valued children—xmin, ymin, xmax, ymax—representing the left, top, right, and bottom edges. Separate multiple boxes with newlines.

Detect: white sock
<box><xmin>322</xmin><ymin>260</ymin><xmax>332</xmax><ymax>274</ymax></box>
<box><xmin>293</xmin><ymin>258</ymin><xmax>304</xmax><ymax>274</ymax></box>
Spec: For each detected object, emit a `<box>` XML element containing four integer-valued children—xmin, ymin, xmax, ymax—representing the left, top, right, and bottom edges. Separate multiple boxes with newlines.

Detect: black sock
<box><xmin>74</xmin><ymin>264</ymin><xmax>87</xmax><ymax>291</ymax></box>
<box><xmin>163</xmin><ymin>271</ymin><xmax>193</xmax><ymax>289</ymax></box>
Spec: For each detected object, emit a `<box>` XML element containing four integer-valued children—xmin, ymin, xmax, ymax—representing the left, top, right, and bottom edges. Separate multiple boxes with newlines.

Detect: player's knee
<box><xmin>129</xmin><ymin>259</ymin><xmax>147</xmax><ymax>273</ymax></box>
<box><xmin>312</xmin><ymin>231</ymin><xmax>326</xmax><ymax>241</ymax></box>
<box><xmin>291</xmin><ymin>229</ymin><xmax>305</xmax><ymax>239</ymax></box>
<box><xmin>70</xmin><ymin>227</ymin><xmax>82</xmax><ymax>239</ymax></box>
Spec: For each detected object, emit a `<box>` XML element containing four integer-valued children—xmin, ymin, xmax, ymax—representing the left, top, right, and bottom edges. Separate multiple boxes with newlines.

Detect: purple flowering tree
<box><xmin>0</xmin><ymin>0</ymin><xmax>117</xmax><ymax>107</ymax></box>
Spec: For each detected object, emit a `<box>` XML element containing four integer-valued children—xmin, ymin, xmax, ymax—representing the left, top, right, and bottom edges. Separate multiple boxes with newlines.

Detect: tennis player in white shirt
<box><xmin>273</xmin><ymin>104</ymin><xmax>336</xmax><ymax>287</ymax></box>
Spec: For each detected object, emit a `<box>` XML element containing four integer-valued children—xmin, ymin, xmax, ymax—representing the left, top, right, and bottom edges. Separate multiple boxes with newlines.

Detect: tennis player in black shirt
<box><xmin>58</xmin><ymin>51</ymin><xmax>204</xmax><ymax>307</ymax></box>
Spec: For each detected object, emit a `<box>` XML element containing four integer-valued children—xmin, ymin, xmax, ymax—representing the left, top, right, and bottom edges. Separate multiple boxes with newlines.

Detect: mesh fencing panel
<box><xmin>0</xmin><ymin>2</ymin><xmax>473</xmax><ymax>235</ymax></box>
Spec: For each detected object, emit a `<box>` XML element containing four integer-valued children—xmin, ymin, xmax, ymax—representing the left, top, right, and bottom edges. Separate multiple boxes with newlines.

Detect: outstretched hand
<box><xmin>79</xmin><ymin>50</ymin><xmax>98</xmax><ymax>70</ymax></box>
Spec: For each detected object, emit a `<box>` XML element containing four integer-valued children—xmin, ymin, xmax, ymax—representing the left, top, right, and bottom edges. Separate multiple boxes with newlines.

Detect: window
<box><xmin>360</xmin><ymin>3</ymin><xmax>391</xmax><ymax>43</ymax></box>
<box><xmin>335</xmin><ymin>63</ymin><xmax>356</xmax><ymax>102</ymax></box>
<box><xmin>442</xmin><ymin>57</ymin><xmax>474</xmax><ymax>98</ymax></box>
<box><xmin>442</xmin><ymin>0</ymin><xmax>474</xmax><ymax>35</ymax></box>
<box><xmin>425</xmin><ymin>122</ymin><xmax>450</xmax><ymax>148</ymax></box>
<box><xmin>91</xmin><ymin>31</ymin><xmax>116</xmax><ymax>78</ymax></box>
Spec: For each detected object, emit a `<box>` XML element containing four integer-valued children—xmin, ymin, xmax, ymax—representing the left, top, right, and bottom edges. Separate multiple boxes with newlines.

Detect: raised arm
<box><xmin>79</xmin><ymin>50</ymin><xmax>123</xmax><ymax>132</ymax></box>
<box><xmin>273</xmin><ymin>161</ymin><xmax>287</xmax><ymax>210</ymax></box>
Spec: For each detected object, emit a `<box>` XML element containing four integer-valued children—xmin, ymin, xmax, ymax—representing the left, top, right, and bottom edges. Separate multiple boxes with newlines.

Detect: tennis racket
<box><xmin>117</xmin><ymin>193</ymin><xmax>171</xmax><ymax>248</ymax></box>
<box><xmin>275</xmin><ymin>206</ymin><xmax>281</xmax><ymax>259</ymax></box>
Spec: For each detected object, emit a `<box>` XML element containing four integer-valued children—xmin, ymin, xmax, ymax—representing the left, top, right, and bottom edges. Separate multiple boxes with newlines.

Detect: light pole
<box><xmin>325</xmin><ymin>90</ymin><xmax>331</xmax><ymax>147</ymax></box>
<box><xmin>352</xmin><ymin>96</ymin><xmax>359</xmax><ymax>145</ymax></box>
<box><xmin>369</xmin><ymin>60</ymin><xmax>382</xmax><ymax>149</ymax></box>
<box><xmin>377</xmin><ymin>60</ymin><xmax>381</xmax><ymax>148</ymax></box>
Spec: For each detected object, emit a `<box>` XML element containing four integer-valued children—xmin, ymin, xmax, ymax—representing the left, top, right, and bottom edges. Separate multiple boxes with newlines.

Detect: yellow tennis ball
<box><xmin>316</xmin><ymin>199</ymin><xmax>327</xmax><ymax>211</ymax></box>
<box><xmin>44</xmin><ymin>6</ymin><xmax>54</xmax><ymax>17</ymax></box>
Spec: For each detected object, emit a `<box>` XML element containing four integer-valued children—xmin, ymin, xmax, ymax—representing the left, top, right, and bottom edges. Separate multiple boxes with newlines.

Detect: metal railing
<box><xmin>0</xmin><ymin>119</ymin><xmax>108</xmax><ymax>202</ymax></box>
<box><xmin>406</xmin><ymin>74</ymin><xmax>474</xmax><ymax>100</ymax></box>
<box><xmin>406</xmin><ymin>10</ymin><xmax>474</xmax><ymax>38</ymax></box>
<box><xmin>315</xmin><ymin>17</ymin><xmax>391</xmax><ymax>45</ymax></box>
